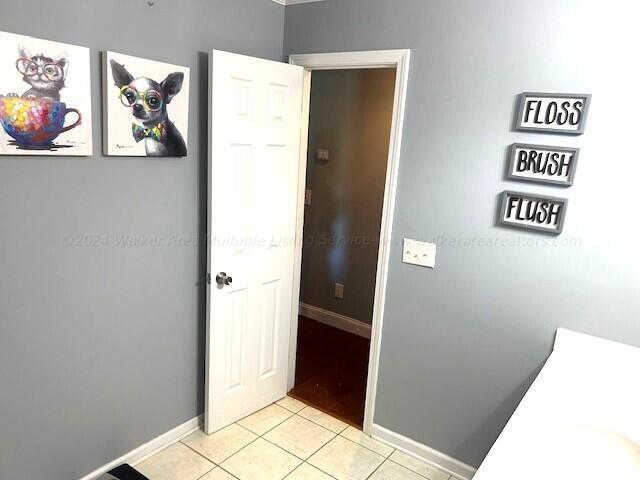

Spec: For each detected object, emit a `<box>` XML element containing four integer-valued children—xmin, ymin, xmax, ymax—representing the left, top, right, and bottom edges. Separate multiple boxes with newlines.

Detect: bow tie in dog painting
<box><xmin>132</xmin><ymin>123</ymin><xmax>167</xmax><ymax>144</ymax></box>
<box><xmin>104</xmin><ymin>51</ymin><xmax>190</xmax><ymax>157</ymax></box>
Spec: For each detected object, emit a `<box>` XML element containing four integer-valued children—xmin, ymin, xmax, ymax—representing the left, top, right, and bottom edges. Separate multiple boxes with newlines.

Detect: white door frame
<box><xmin>287</xmin><ymin>50</ymin><xmax>411</xmax><ymax>435</ymax></box>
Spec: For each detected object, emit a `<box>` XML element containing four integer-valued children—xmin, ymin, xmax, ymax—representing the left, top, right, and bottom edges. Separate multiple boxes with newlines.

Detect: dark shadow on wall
<box><xmin>510</xmin><ymin>94</ymin><xmax>523</xmax><ymax>132</ymax></box>
<box><xmin>452</xmin><ymin>359</ymin><xmax>546</xmax><ymax>465</ymax></box>
<box><xmin>501</xmin><ymin>144</ymin><xmax>514</xmax><ymax>182</ymax></box>
<box><xmin>196</xmin><ymin>51</ymin><xmax>209</xmax><ymax>415</ymax></box>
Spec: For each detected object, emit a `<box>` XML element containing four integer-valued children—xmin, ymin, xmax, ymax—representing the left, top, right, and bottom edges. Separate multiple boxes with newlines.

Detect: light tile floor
<box><xmin>136</xmin><ymin>396</ymin><xmax>454</xmax><ymax>480</ymax></box>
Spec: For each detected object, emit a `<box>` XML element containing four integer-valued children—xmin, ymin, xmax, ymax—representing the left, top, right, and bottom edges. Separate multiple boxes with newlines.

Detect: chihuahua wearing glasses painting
<box><xmin>110</xmin><ymin>59</ymin><xmax>187</xmax><ymax>156</ymax></box>
<box><xmin>106</xmin><ymin>53</ymin><xmax>189</xmax><ymax>157</ymax></box>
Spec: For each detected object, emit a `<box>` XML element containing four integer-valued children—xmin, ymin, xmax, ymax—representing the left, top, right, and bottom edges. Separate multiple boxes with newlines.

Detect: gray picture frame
<box><xmin>515</xmin><ymin>92</ymin><xmax>592</xmax><ymax>135</ymax></box>
<box><xmin>499</xmin><ymin>190</ymin><xmax>568</xmax><ymax>235</ymax></box>
<box><xmin>507</xmin><ymin>143</ymin><xmax>580</xmax><ymax>187</ymax></box>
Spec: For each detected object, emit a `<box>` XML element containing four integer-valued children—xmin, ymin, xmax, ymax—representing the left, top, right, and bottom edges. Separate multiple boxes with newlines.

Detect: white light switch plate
<box><xmin>402</xmin><ymin>238</ymin><xmax>436</xmax><ymax>268</ymax></box>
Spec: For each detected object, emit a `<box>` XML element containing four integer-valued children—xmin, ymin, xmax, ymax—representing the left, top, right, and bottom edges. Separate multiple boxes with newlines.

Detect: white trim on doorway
<box><xmin>287</xmin><ymin>49</ymin><xmax>411</xmax><ymax>437</ymax></box>
<box><xmin>299</xmin><ymin>302</ymin><xmax>372</xmax><ymax>339</ymax></box>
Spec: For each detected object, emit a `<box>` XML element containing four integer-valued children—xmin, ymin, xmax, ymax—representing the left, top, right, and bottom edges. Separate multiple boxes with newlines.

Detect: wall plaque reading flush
<box><xmin>516</xmin><ymin>92</ymin><xmax>591</xmax><ymax>135</ymax></box>
<box><xmin>508</xmin><ymin>143</ymin><xmax>579</xmax><ymax>186</ymax></box>
<box><xmin>499</xmin><ymin>191</ymin><xmax>568</xmax><ymax>234</ymax></box>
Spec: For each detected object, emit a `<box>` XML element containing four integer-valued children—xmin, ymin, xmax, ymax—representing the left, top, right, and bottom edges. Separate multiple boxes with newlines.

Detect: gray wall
<box><xmin>301</xmin><ymin>69</ymin><xmax>395</xmax><ymax>324</ymax></box>
<box><xmin>0</xmin><ymin>1</ymin><xmax>283</xmax><ymax>479</ymax></box>
<box><xmin>285</xmin><ymin>0</ymin><xmax>640</xmax><ymax>468</ymax></box>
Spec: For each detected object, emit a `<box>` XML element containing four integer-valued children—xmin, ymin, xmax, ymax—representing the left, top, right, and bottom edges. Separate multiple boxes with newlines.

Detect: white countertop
<box><xmin>474</xmin><ymin>329</ymin><xmax>640</xmax><ymax>480</ymax></box>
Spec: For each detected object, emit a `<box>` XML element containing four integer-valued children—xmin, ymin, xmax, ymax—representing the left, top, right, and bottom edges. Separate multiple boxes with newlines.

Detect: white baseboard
<box><xmin>299</xmin><ymin>303</ymin><xmax>372</xmax><ymax>339</ymax></box>
<box><xmin>371</xmin><ymin>424</ymin><xmax>477</xmax><ymax>480</ymax></box>
<box><xmin>78</xmin><ymin>415</ymin><xmax>203</xmax><ymax>480</ymax></box>
<box><xmin>272</xmin><ymin>0</ymin><xmax>327</xmax><ymax>5</ymax></box>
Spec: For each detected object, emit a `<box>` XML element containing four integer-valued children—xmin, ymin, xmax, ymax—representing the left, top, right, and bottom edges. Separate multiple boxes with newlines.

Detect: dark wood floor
<box><xmin>289</xmin><ymin>316</ymin><xmax>371</xmax><ymax>428</ymax></box>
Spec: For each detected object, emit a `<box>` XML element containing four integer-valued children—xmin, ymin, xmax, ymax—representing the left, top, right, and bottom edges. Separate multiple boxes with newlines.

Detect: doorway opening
<box><xmin>288</xmin><ymin>67</ymin><xmax>397</xmax><ymax>428</ymax></box>
<box><xmin>205</xmin><ymin>50</ymin><xmax>409</xmax><ymax>438</ymax></box>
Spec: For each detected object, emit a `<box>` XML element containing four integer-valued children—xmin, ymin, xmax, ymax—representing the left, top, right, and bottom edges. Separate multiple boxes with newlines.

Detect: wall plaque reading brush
<box><xmin>499</xmin><ymin>191</ymin><xmax>568</xmax><ymax>234</ymax></box>
<box><xmin>508</xmin><ymin>143</ymin><xmax>579</xmax><ymax>186</ymax></box>
<box><xmin>516</xmin><ymin>92</ymin><xmax>591</xmax><ymax>135</ymax></box>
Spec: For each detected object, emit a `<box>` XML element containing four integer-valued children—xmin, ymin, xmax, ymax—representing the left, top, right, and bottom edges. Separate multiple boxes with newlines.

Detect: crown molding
<box><xmin>272</xmin><ymin>0</ymin><xmax>327</xmax><ymax>5</ymax></box>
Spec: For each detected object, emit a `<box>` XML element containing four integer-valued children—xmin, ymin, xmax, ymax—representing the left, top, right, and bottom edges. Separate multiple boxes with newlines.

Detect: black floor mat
<box><xmin>100</xmin><ymin>464</ymin><xmax>149</xmax><ymax>480</ymax></box>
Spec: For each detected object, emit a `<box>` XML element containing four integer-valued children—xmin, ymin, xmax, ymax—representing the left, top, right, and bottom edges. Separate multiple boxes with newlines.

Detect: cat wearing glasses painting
<box><xmin>16</xmin><ymin>46</ymin><xmax>67</xmax><ymax>101</ymax></box>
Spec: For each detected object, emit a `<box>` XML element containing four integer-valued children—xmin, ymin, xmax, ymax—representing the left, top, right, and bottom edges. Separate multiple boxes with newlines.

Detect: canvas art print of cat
<box><xmin>103</xmin><ymin>51</ymin><xmax>190</xmax><ymax>157</ymax></box>
<box><xmin>0</xmin><ymin>30</ymin><xmax>93</xmax><ymax>155</ymax></box>
<box><xmin>17</xmin><ymin>46</ymin><xmax>67</xmax><ymax>101</ymax></box>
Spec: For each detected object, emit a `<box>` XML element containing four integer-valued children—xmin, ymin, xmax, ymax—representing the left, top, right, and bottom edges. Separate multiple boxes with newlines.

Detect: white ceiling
<box><xmin>272</xmin><ymin>0</ymin><xmax>327</xmax><ymax>5</ymax></box>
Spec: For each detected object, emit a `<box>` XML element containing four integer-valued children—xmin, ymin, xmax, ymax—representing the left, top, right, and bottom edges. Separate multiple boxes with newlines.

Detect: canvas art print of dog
<box><xmin>0</xmin><ymin>30</ymin><xmax>93</xmax><ymax>155</ymax></box>
<box><xmin>103</xmin><ymin>51</ymin><xmax>190</xmax><ymax>157</ymax></box>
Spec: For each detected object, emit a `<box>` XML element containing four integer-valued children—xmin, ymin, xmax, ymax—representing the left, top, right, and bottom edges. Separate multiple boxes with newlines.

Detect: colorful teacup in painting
<box><xmin>0</xmin><ymin>95</ymin><xmax>81</xmax><ymax>148</ymax></box>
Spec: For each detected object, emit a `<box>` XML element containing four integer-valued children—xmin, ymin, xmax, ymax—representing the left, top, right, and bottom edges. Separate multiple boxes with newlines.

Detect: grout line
<box><xmin>275</xmin><ymin>397</ymin><xmax>307</xmax><ymax>414</ymax></box>
<box><xmin>209</xmin><ymin>414</ymin><xmax>303</xmax><ymax>470</ymax></box>
<box><xmin>364</xmin><ymin>458</ymin><xmax>386</xmax><ymax>480</ymax></box>
<box><xmin>216</xmin><ymin>465</ymin><xmax>241</xmax><ymax>479</ymax></box>
<box><xmin>294</xmin><ymin>406</ymin><xmax>349</xmax><ymax>435</ymax></box>
<box><xmin>335</xmin><ymin>431</ymin><xmax>385</xmax><ymax>455</ymax></box>
<box><xmin>253</xmin><ymin>404</ymin><xmax>341</xmax><ymax>480</ymax></box>
<box><xmin>235</xmin><ymin>422</ymin><xmax>260</xmax><ymax>435</ymax></box>
<box><xmin>180</xmin><ymin>441</ymin><xmax>218</xmax><ymax>467</ymax></box>
<box><xmin>236</xmin><ymin>402</ymin><xmax>341</xmax><ymax>479</ymax></box>
<box><xmin>193</xmin><ymin>464</ymin><xmax>217</xmax><ymax>480</ymax></box>
<box><xmin>281</xmin><ymin>462</ymin><xmax>302</xmax><ymax>480</ymax></box>
<box><xmin>259</xmin><ymin>427</ymin><xmax>338</xmax><ymax>463</ymax></box>
<box><xmin>301</xmin><ymin>460</ymin><xmax>340</xmax><ymax>480</ymax></box>
<box><xmin>180</xmin><ymin>422</ymin><xmax>261</xmax><ymax>467</ymax></box>
<box><xmin>384</xmin><ymin>456</ymin><xmax>439</xmax><ymax>480</ymax></box>
<box><xmin>293</xmin><ymin>409</ymin><xmax>344</xmax><ymax>435</ymax></box>
<box><xmin>238</xmin><ymin>409</ymin><xmax>295</xmax><ymax>438</ymax></box>
<box><xmin>178</xmin><ymin>399</ymin><xmax>436</xmax><ymax>480</ymax></box>
<box><xmin>302</xmin><ymin>430</ymin><xmax>338</xmax><ymax>459</ymax></box>
<box><xmin>279</xmin><ymin>463</ymin><xmax>303</xmax><ymax>480</ymax></box>
<box><xmin>336</xmin><ymin>427</ymin><xmax>396</xmax><ymax>460</ymax></box>
<box><xmin>287</xmin><ymin>392</ymin><xmax>363</xmax><ymax>429</ymax></box>
<box><xmin>258</xmin><ymin>435</ymin><xmax>307</xmax><ymax>462</ymax></box>
<box><xmin>255</xmin><ymin>412</ymin><xmax>337</xmax><ymax>461</ymax></box>
<box><xmin>278</xmin><ymin>402</ymin><xmax>398</xmax><ymax>460</ymax></box>
<box><xmin>215</xmin><ymin>431</ymin><xmax>263</xmax><ymax>466</ymax></box>
<box><xmin>214</xmin><ymin>432</ymin><xmax>305</xmax><ymax>479</ymax></box>
<box><xmin>281</xmin><ymin>405</ymin><xmax>389</xmax><ymax>480</ymax></box>
<box><xmin>212</xmin><ymin>420</ymin><xmax>435</xmax><ymax>480</ymax></box>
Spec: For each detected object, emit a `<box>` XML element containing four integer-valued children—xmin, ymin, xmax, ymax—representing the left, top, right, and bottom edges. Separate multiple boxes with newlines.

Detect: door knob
<box><xmin>216</xmin><ymin>272</ymin><xmax>233</xmax><ymax>286</ymax></box>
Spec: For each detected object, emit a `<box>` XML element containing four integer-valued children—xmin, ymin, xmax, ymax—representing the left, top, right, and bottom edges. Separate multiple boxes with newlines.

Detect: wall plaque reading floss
<box><xmin>499</xmin><ymin>191</ymin><xmax>568</xmax><ymax>234</ymax></box>
<box><xmin>516</xmin><ymin>92</ymin><xmax>591</xmax><ymax>135</ymax></box>
<box><xmin>508</xmin><ymin>143</ymin><xmax>579</xmax><ymax>186</ymax></box>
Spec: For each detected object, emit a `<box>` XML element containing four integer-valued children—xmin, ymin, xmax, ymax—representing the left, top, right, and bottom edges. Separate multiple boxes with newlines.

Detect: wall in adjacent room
<box><xmin>285</xmin><ymin>0</ymin><xmax>640</xmax><ymax>468</ymax></box>
<box><xmin>301</xmin><ymin>68</ymin><xmax>396</xmax><ymax>324</ymax></box>
<box><xmin>0</xmin><ymin>1</ymin><xmax>283</xmax><ymax>479</ymax></box>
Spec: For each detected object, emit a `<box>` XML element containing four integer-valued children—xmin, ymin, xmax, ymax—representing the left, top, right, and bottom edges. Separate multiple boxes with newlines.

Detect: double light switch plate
<box><xmin>403</xmin><ymin>238</ymin><xmax>437</xmax><ymax>268</ymax></box>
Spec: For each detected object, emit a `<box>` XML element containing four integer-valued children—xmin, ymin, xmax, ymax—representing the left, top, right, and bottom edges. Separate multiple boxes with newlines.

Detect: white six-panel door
<box><xmin>206</xmin><ymin>50</ymin><xmax>304</xmax><ymax>433</ymax></box>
